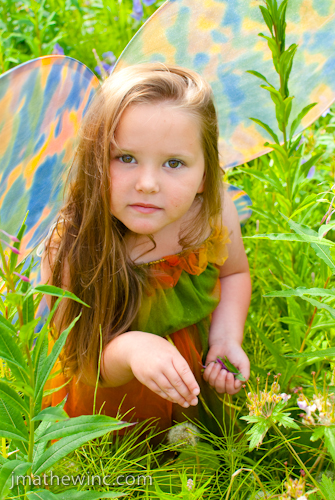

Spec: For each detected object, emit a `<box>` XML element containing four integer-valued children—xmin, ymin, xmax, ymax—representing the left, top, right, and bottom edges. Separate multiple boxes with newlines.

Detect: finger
<box><xmin>234</xmin><ymin>377</ymin><xmax>243</xmax><ymax>391</ymax></box>
<box><xmin>156</xmin><ymin>373</ymin><xmax>196</xmax><ymax>407</ymax></box>
<box><xmin>150</xmin><ymin>377</ymin><xmax>191</xmax><ymax>407</ymax></box>
<box><xmin>214</xmin><ymin>368</ymin><xmax>227</xmax><ymax>393</ymax></box>
<box><xmin>203</xmin><ymin>361</ymin><xmax>216</xmax><ymax>382</ymax></box>
<box><xmin>207</xmin><ymin>363</ymin><xmax>222</xmax><ymax>387</ymax></box>
<box><xmin>148</xmin><ymin>380</ymin><xmax>176</xmax><ymax>403</ymax></box>
<box><xmin>172</xmin><ymin>358</ymin><xmax>200</xmax><ymax>400</ymax></box>
<box><xmin>224</xmin><ymin>371</ymin><xmax>236</xmax><ymax>394</ymax></box>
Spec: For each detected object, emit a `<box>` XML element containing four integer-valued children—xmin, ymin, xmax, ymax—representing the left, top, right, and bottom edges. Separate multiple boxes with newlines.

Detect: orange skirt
<box><xmin>43</xmin><ymin>325</ymin><xmax>214</xmax><ymax>434</ymax></box>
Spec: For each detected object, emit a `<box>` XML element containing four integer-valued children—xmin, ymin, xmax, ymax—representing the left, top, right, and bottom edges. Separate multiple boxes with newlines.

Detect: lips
<box><xmin>131</xmin><ymin>203</ymin><xmax>160</xmax><ymax>209</ymax></box>
<box><xmin>130</xmin><ymin>203</ymin><xmax>162</xmax><ymax>214</ymax></box>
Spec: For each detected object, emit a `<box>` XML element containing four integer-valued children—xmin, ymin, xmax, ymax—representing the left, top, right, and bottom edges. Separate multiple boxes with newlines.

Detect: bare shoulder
<box><xmin>217</xmin><ymin>187</ymin><xmax>249</xmax><ymax>277</ymax></box>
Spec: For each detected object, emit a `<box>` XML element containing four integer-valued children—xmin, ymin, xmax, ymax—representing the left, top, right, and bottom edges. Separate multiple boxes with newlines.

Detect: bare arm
<box><xmin>203</xmin><ymin>191</ymin><xmax>251</xmax><ymax>394</ymax></box>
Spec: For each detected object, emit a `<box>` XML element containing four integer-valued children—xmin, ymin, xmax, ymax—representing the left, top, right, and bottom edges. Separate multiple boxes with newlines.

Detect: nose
<box><xmin>135</xmin><ymin>165</ymin><xmax>160</xmax><ymax>194</ymax></box>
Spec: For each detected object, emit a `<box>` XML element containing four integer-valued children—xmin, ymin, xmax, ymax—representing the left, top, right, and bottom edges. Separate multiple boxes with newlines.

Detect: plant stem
<box><xmin>25</xmin><ymin>343</ymin><xmax>36</xmax><ymax>497</ymax></box>
<box><xmin>0</xmin><ymin>360</ymin><xmax>7</xmax><ymax>459</ymax></box>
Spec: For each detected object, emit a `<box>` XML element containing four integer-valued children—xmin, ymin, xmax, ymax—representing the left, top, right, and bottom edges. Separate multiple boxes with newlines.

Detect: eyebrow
<box><xmin>111</xmin><ymin>144</ymin><xmax>196</xmax><ymax>159</ymax></box>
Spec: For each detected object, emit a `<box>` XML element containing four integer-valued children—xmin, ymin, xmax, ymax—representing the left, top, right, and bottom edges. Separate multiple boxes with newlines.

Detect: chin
<box><xmin>126</xmin><ymin>224</ymin><xmax>160</xmax><ymax>236</ymax></box>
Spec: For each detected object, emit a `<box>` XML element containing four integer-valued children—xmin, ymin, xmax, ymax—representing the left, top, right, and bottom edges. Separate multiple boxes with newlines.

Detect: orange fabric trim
<box><xmin>146</xmin><ymin>225</ymin><xmax>230</xmax><ymax>289</ymax></box>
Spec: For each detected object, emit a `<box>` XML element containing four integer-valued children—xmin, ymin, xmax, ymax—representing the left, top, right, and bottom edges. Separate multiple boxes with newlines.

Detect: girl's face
<box><xmin>109</xmin><ymin>102</ymin><xmax>205</xmax><ymax>238</ymax></box>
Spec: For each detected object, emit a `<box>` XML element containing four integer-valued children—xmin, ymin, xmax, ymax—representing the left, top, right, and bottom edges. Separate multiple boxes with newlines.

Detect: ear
<box><xmin>197</xmin><ymin>171</ymin><xmax>206</xmax><ymax>194</ymax></box>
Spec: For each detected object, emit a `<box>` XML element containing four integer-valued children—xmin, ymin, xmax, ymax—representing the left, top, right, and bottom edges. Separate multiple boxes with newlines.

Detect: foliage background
<box><xmin>2</xmin><ymin>0</ymin><xmax>335</xmax><ymax>498</ymax></box>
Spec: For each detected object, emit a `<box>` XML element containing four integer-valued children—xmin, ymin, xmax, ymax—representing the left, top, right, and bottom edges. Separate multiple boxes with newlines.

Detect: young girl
<box><xmin>41</xmin><ymin>63</ymin><xmax>251</xmax><ymax>436</ymax></box>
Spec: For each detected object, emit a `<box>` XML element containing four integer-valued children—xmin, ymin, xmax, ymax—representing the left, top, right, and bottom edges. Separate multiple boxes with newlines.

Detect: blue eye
<box><xmin>164</xmin><ymin>159</ymin><xmax>183</xmax><ymax>169</ymax></box>
<box><xmin>119</xmin><ymin>155</ymin><xmax>135</xmax><ymax>163</ymax></box>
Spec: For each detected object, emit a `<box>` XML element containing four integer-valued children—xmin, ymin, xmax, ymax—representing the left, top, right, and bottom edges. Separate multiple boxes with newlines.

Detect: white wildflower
<box><xmin>186</xmin><ymin>478</ymin><xmax>193</xmax><ymax>491</ymax></box>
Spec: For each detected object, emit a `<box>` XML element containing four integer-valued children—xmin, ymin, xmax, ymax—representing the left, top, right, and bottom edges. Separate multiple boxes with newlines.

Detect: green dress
<box><xmin>45</xmin><ymin>224</ymin><xmax>230</xmax><ymax>437</ymax></box>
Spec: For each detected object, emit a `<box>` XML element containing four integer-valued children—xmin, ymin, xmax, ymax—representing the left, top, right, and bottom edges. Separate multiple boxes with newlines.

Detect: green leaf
<box><xmin>311</xmin><ymin>426</ymin><xmax>325</xmax><ymax>442</ymax></box>
<box><xmin>32</xmin><ymin>419</ymin><xmax>133</xmax><ymax>475</ymax></box>
<box><xmin>263</xmin><ymin>142</ymin><xmax>288</xmax><ymax>161</ymax></box>
<box><xmin>9</xmin><ymin>216</ymin><xmax>27</xmax><ymax>273</ymax></box>
<box><xmin>35</xmin><ymin>415</ymin><xmax>130</xmax><ymax>442</ymax></box>
<box><xmin>19</xmin><ymin>319</ymin><xmax>39</xmax><ymax>345</ymax></box>
<box><xmin>5</xmin><ymin>292</ymin><xmax>23</xmax><ymax>308</ymax></box>
<box><xmin>22</xmin><ymin>292</ymin><xmax>35</xmax><ymax>329</ymax></box>
<box><xmin>290</xmin><ymin>193</ymin><xmax>320</xmax><ymax>219</ymax></box>
<box><xmin>26</xmin><ymin>491</ymin><xmax>58</xmax><ymax>500</ymax></box>
<box><xmin>55</xmin><ymin>491</ymin><xmax>125</xmax><ymax>499</ymax></box>
<box><xmin>33</xmin><ymin>419</ymin><xmax>53</xmax><ymax>468</ymax></box>
<box><xmin>283</xmin><ymin>215</ymin><xmax>335</xmax><ymax>273</ymax></box>
<box><xmin>242</xmin><ymin>168</ymin><xmax>285</xmax><ymax>195</ymax></box>
<box><xmin>286</xmin><ymin>297</ymin><xmax>304</xmax><ymax>350</ymax></box>
<box><xmin>290</xmin><ymin>103</ymin><xmax>318</xmax><ymax>138</ymax></box>
<box><xmin>0</xmin><ymin>378</ymin><xmax>34</xmax><ymax>398</ymax></box>
<box><xmin>32</xmin><ymin>406</ymin><xmax>68</xmax><ymax>423</ymax></box>
<box><xmin>31</xmin><ymin>285</ymin><xmax>89</xmax><ymax>307</ymax></box>
<box><xmin>286</xmin><ymin>348</ymin><xmax>335</xmax><ymax>358</ymax></box>
<box><xmin>0</xmin><ymin>401</ymin><xmax>30</xmax><ymax>455</ymax></box>
<box><xmin>32</xmin><ymin>297</ymin><xmax>62</xmax><ymax>371</ymax></box>
<box><xmin>275</xmin><ymin>413</ymin><xmax>300</xmax><ymax>430</ymax></box>
<box><xmin>265</xmin><ymin>287</ymin><xmax>335</xmax><ymax>299</ymax></box>
<box><xmin>259</xmin><ymin>6</ymin><xmax>274</xmax><ymax>35</ymax></box>
<box><xmin>216</xmin><ymin>356</ymin><xmax>246</xmax><ymax>381</ymax></box>
<box><xmin>324</xmin><ymin>427</ymin><xmax>335</xmax><ymax>462</ymax></box>
<box><xmin>0</xmin><ymin>423</ymin><xmax>29</xmax><ymax>443</ymax></box>
<box><xmin>0</xmin><ymin>316</ymin><xmax>16</xmax><ymax>334</ymax></box>
<box><xmin>0</xmin><ymin>460</ymin><xmax>31</xmax><ymax>500</ymax></box>
<box><xmin>318</xmin><ymin>474</ymin><xmax>335</xmax><ymax>500</ymax></box>
<box><xmin>319</xmin><ymin>222</ymin><xmax>335</xmax><ymax>239</ymax></box>
<box><xmin>0</xmin><ymin>381</ymin><xmax>29</xmax><ymax>418</ymax></box>
<box><xmin>34</xmin><ymin>314</ymin><xmax>81</xmax><ymax>410</ymax></box>
<box><xmin>289</xmin><ymin>134</ymin><xmax>303</xmax><ymax>155</ymax></box>
<box><xmin>245</xmin><ymin>420</ymin><xmax>270</xmax><ymax>451</ymax></box>
<box><xmin>300</xmin><ymin>296</ymin><xmax>335</xmax><ymax>320</ymax></box>
<box><xmin>279</xmin><ymin>316</ymin><xmax>306</xmax><ymax>327</ymax></box>
<box><xmin>249</xmin><ymin>118</ymin><xmax>279</xmax><ymax>144</ymax></box>
<box><xmin>248</xmin><ymin>318</ymin><xmax>287</xmax><ymax>369</ymax></box>
<box><xmin>246</xmin><ymin>69</ymin><xmax>273</xmax><ymax>87</ymax></box>
<box><xmin>292</xmin><ymin>153</ymin><xmax>323</xmax><ymax>199</ymax></box>
<box><xmin>240</xmin><ymin>415</ymin><xmax>263</xmax><ymax>424</ymax></box>
<box><xmin>0</xmin><ymin>326</ymin><xmax>30</xmax><ymax>384</ymax></box>
<box><xmin>244</xmin><ymin>233</ymin><xmax>334</xmax><ymax>246</ymax></box>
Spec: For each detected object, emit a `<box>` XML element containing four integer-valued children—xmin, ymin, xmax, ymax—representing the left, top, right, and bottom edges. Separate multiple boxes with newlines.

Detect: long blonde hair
<box><xmin>49</xmin><ymin>63</ymin><xmax>223</xmax><ymax>379</ymax></box>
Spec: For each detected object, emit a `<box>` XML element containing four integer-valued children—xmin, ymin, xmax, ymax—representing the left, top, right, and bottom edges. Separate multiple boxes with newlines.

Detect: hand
<box><xmin>125</xmin><ymin>331</ymin><xmax>200</xmax><ymax>408</ymax></box>
<box><xmin>203</xmin><ymin>341</ymin><xmax>250</xmax><ymax>395</ymax></box>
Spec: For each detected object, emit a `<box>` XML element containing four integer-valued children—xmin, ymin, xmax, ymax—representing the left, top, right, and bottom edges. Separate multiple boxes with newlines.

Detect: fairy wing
<box><xmin>4</xmin><ymin>0</ymin><xmax>335</xmax><ymax>265</ymax></box>
<box><xmin>0</xmin><ymin>56</ymin><xmax>99</xmax><ymax>267</ymax></box>
<box><xmin>114</xmin><ymin>0</ymin><xmax>335</xmax><ymax>168</ymax></box>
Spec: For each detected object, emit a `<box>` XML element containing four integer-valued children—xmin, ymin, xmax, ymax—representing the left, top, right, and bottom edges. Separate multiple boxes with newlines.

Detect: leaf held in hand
<box><xmin>216</xmin><ymin>356</ymin><xmax>246</xmax><ymax>381</ymax></box>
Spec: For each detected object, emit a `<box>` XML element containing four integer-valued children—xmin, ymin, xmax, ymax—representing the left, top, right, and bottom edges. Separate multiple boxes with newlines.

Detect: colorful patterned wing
<box><xmin>225</xmin><ymin>184</ymin><xmax>252</xmax><ymax>225</ymax></box>
<box><xmin>0</xmin><ymin>56</ymin><xmax>100</xmax><ymax>264</ymax></box>
<box><xmin>114</xmin><ymin>0</ymin><xmax>335</xmax><ymax>168</ymax></box>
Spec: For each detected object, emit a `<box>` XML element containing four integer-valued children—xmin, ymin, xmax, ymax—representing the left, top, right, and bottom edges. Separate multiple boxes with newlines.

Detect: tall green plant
<box><xmin>237</xmin><ymin>0</ymin><xmax>335</xmax><ymax>485</ymax></box>
<box><xmin>235</xmin><ymin>0</ymin><xmax>333</xmax><ymax>390</ymax></box>
<box><xmin>0</xmin><ymin>218</ymin><xmax>130</xmax><ymax>499</ymax></box>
